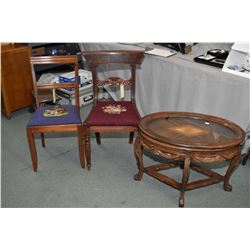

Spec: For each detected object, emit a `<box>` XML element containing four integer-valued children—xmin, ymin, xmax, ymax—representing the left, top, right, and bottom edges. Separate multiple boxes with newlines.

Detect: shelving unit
<box><xmin>29</xmin><ymin>43</ymin><xmax>83</xmax><ymax>73</ymax></box>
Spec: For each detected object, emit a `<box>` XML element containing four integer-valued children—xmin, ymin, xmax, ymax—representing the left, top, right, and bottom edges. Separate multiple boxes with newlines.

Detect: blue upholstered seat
<box><xmin>27</xmin><ymin>105</ymin><xmax>81</xmax><ymax>127</ymax></box>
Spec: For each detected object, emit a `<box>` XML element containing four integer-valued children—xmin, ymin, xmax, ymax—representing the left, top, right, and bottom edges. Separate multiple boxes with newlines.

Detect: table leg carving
<box><xmin>179</xmin><ymin>155</ymin><xmax>191</xmax><ymax>207</ymax></box>
<box><xmin>224</xmin><ymin>151</ymin><xmax>241</xmax><ymax>192</ymax></box>
<box><xmin>134</xmin><ymin>136</ymin><xmax>144</xmax><ymax>181</ymax></box>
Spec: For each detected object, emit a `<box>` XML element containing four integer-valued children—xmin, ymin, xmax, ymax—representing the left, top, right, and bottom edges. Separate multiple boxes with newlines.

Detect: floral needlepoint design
<box><xmin>102</xmin><ymin>104</ymin><xmax>127</xmax><ymax>114</ymax></box>
<box><xmin>43</xmin><ymin>107</ymin><xmax>69</xmax><ymax>117</ymax></box>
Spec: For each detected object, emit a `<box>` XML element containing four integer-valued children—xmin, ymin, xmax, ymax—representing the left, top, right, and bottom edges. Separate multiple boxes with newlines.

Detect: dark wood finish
<box><xmin>29</xmin><ymin>43</ymin><xmax>83</xmax><ymax>72</ymax></box>
<box><xmin>129</xmin><ymin>132</ymin><xmax>134</xmax><ymax>144</ymax></box>
<box><xmin>82</xmin><ymin>50</ymin><xmax>144</xmax><ymax>170</ymax></box>
<box><xmin>134</xmin><ymin>112</ymin><xmax>245</xmax><ymax>207</ymax></box>
<box><xmin>26</xmin><ymin>56</ymin><xmax>84</xmax><ymax>171</ymax></box>
<box><xmin>1</xmin><ymin>44</ymin><xmax>33</xmax><ymax>118</ymax></box>
<box><xmin>242</xmin><ymin>148</ymin><xmax>250</xmax><ymax>165</ymax></box>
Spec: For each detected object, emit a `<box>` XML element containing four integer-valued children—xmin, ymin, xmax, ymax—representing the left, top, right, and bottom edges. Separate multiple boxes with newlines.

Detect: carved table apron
<box><xmin>134</xmin><ymin>112</ymin><xmax>245</xmax><ymax>207</ymax></box>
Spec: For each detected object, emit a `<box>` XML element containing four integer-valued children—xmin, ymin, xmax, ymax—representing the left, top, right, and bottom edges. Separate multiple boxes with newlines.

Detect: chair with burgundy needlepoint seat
<box><xmin>81</xmin><ymin>50</ymin><xmax>144</xmax><ymax>170</ymax></box>
<box><xmin>26</xmin><ymin>55</ymin><xmax>85</xmax><ymax>171</ymax></box>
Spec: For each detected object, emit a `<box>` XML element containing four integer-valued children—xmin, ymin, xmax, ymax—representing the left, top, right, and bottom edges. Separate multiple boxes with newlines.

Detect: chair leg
<box><xmin>129</xmin><ymin>132</ymin><xmax>134</xmax><ymax>144</ymax></box>
<box><xmin>26</xmin><ymin>127</ymin><xmax>38</xmax><ymax>172</ymax></box>
<box><xmin>95</xmin><ymin>132</ymin><xmax>101</xmax><ymax>144</ymax></box>
<box><xmin>41</xmin><ymin>133</ymin><xmax>45</xmax><ymax>147</ymax></box>
<box><xmin>85</xmin><ymin>127</ymin><xmax>91</xmax><ymax>170</ymax></box>
<box><xmin>242</xmin><ymin>148</ymin><xmax>250</xmax><ymax>166</ymax></box>
<box><xmin>77</xmin><ymin>125</ymin><xmax>85</xmax><ymax>169</ymax></box>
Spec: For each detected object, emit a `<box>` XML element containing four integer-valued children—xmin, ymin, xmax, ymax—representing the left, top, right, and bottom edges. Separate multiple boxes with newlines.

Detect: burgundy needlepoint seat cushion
<box><xmin>27</xmin><ymin>105</ymin><xmax>81</xmax><ymax>127</ymax></box>
<box><xmin>86</xmin><ymin>101</ymin><xmax>140</xmax><ymax>126</ymax></box>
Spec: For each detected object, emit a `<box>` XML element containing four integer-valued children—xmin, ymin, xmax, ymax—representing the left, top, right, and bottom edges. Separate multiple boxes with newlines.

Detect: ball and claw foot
<box><xmin>134</xmin><ymin>171</ymin><xmax>143</xmax><ymax>181</ymax></box>
<box><xmin>224</xmin><ymin>183</ymin><xmax>232</xmax><ymax>192</ymax></box>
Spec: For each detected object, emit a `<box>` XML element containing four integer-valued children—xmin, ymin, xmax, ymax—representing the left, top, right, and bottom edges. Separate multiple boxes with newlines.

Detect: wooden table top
<box><xmin>139</xmin><ymin>112</ymin><xmax>245</xmax><ymax>150</ymax></box>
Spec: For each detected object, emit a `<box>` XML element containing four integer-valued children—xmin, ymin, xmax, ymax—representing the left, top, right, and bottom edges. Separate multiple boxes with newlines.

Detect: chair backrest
<box><xmin>30</xmin><ymin>55</ymin><xmax>80</xmax><ymax>109</ymax></box>
<box><xmin>82</xmin><ymin>50</ymin><xmax>144</xmax><ymax>105</ymax></box>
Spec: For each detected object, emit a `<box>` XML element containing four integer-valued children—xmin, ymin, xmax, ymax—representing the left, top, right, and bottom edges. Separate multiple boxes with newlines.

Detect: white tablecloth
<box><xmin>79</xmin><ymin>43</ymin><xmax>250</xmax><ymax>130</ymax></box>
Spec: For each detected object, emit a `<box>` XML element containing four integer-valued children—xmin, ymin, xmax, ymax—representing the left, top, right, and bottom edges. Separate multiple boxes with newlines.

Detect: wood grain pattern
<box><xmin>1</xmin><ymin>44</ymin><xmax>33</xmax><ymax>118</ymax></box>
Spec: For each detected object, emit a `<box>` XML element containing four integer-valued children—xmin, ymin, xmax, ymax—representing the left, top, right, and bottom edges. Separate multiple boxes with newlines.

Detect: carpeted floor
<box><xmin>1</xmin><ymin>104</ymin><xmax>250</xmax><ymax>208</ymax></box>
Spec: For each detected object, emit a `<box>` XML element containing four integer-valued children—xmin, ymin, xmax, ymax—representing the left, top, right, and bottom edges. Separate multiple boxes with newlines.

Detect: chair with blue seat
<box><xmin>81</xmin><ymin>50</ymin><xmax>144</xmax><ymax>170</ymax></box>
<box><xmin>26</xmin><ymin>55</ymin><xmax>85</xmax><ymax>171</ymax></box>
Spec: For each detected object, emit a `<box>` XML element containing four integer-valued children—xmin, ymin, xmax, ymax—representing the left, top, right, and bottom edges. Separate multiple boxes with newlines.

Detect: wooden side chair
<box><xmin>26</xmin><ymin>55</ymin><xmax>85</xmax><ymax>171</ymax></box>
<box><xmin>81</xmin><ymin>50</ymin><xmax>144</xmax><ymax>170</ymax></box>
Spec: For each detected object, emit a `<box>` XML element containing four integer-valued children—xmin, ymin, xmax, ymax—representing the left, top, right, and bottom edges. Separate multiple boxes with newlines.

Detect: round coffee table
<box><xmin>134</xmin><ymin>112</ymin><xmax>245</xmax><ymax>207</ymax></box>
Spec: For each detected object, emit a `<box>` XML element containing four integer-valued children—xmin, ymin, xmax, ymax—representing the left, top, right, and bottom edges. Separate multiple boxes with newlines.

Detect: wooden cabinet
<box><xmin>1</xmin><ymin>44</ymin><xmax>33</xmax><ymax>118</ymax></box>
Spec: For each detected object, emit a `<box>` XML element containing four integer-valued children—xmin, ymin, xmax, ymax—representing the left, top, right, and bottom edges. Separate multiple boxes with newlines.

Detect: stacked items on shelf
<box><xmin>57</xmin><ymin>69</ymin><xmax>93</xmax><ymax>107</ymax></box>
<box><xmin>56</xmin><ymin>83</ymin><xmax>93</xmax><ymax>107</ymax></box>
<box><xmin>58</xmin><ymin>69</ymin><xmax>92</xmax><ymax>90</ymax></box>
<box><xmin>37</xmin><ymin>70</ymin><xmax>93</xmax><ymax>107</ymax></box>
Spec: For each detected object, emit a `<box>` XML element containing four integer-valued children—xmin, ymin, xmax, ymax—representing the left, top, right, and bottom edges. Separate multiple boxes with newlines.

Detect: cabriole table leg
<box><xmin>134</xmin><ymin>135</ymin><xmax>144</xmax><ymax>181</ymax></box>
<box><xmin>224</xmin><ymin>151</ymin><xmax>241</xmax><ymax>192</ymax></box>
